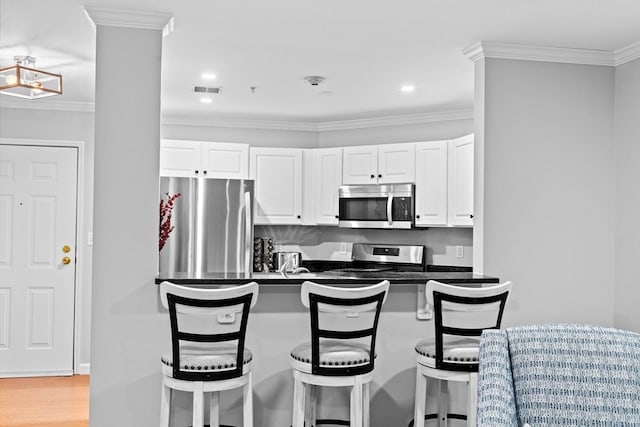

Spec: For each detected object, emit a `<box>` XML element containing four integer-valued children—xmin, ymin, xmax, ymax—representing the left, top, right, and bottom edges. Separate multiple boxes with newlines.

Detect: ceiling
<box><xmin>1</xmin><ymin>0</ymin><xmax>639</xmax><ymax>123</ymax></box>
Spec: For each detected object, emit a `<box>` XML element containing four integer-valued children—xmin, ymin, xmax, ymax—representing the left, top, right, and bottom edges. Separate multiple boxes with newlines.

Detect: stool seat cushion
<box><xmin>290</xmin><ymin>340</ymin><xmax>373</xmax><ymax>372</ymax></box>
<box><xmin>415</xmin><ymin>337</ymin><xmax>479</xmax><ymax>368</ymax></box>
<box><xmin>161</xmin><ymin>344</ymin><xmax>252</xmax><ymax>377</ymax></box>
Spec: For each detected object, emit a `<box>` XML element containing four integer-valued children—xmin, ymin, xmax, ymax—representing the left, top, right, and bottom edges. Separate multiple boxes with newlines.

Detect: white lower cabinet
<box><xmin>312</xmin><ymin>147</ymin><xmax>343</xmax><ymax>225</ymax></box>
<box><xmin>160</xmin><ymin>139</ymin><xmax>249</xmax><ymax>178</ymax></box>
<box><xmin>249</xmin><ymin>147</ymin><xmax>303</xmax><ymax>225</ymax></box>
<box><xmin>414</xmin><ymin>140</ymin><xmax>448</xmax><ymax>226</ymax></box>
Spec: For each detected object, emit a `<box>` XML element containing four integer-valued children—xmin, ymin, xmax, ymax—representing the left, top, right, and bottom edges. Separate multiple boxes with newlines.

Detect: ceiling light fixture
<box><xmin>401</xmin><ymin>85</ymin><xmax>415</xmax><ymax>93</ymax></box>
<box><xmin>0</xmin><ymin>56</ymin><xmax>62</xmax><ymax>99</ymax></box>
<box><xmin>200</xmin><ymin>98</ymin><xmax>213</xmax><ymax>104</ymax></box>
<box><xmin>201</xmin><ymin>73</ymin><xmax>216</xmax><ymax>80</ymax></box>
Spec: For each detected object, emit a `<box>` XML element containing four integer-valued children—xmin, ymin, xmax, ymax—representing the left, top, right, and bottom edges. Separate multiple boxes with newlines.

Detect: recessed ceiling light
<box><xmin>200</xmin><ymin>98</ymin><xmax>213</xmax><ymax>104</ymax></box>
<box><xmin>201</xmin><ymin>73</ymin><xmax>216</xmax><ymax>80</ymax></box>
<box><xmin>401</xmin><ymin>85</ymin><xmax>415</xmax><ymax>93</ymax></box>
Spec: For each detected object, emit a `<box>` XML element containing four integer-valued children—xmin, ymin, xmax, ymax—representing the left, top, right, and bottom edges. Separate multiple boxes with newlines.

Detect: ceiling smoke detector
<box><xmin>304</xmin><ymin>76</ymin><xmax>325</xmax><ymax>86</ymax></box>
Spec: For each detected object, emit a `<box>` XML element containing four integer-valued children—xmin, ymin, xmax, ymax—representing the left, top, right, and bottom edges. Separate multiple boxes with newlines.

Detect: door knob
<box><xmin>62</xmin><ymin>256</ymin><xmax>71</xmax><ymax>265</ymax></box>
<box><xmin>62</xmin><ymin>245</ymin><xmax>71</xmax><ymax>253</ymax></box>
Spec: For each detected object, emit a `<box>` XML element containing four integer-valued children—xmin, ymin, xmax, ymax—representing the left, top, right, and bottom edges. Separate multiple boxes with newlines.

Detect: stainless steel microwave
<box><xmin>338</xmin><ymin>183</ymin><xmax>414</xmax><ymax>229</ymax></box>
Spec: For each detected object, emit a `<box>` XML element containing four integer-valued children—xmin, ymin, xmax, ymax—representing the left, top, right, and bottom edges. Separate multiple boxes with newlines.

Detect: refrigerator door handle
<box><xmin>244</xmin><ymin>191</ymin><xmax>252</xmax><ymax>276</ymax></box>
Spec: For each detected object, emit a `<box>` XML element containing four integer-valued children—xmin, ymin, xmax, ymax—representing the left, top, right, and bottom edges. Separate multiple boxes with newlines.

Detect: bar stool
<box><xmin>159</xmin><ymin>281</ymin><xmax>259</xmax><ymax>427</ymax></box>
<box><xmin>412</xmin><ymin>280</ymin><xmax>512</xmax><ymax>427</ymax></box>
<box><xmin>290</xmin><ymin>280</ymin><xmax>390</xmax><ymax>427</ymax></box>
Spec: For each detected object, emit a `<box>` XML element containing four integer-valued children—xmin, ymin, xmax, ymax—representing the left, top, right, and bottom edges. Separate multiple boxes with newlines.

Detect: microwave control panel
<box><xmin>392</xmin><ymin>197</ymin><xmax>413</xmax><ymax>221</ymax></box>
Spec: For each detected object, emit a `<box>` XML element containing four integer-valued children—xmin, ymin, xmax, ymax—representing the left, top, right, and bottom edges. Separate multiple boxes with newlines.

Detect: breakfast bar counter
<box><xmin>155</xmin><ymin>270</ymin><xmax>499</xmax><ymax>285</ymax></box>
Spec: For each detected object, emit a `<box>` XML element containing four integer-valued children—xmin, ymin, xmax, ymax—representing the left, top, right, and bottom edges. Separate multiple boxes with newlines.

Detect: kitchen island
<box><xmin>154</xmin><ymin>269</ymin><xmax>500</xmax><ymax>426</ymax></box>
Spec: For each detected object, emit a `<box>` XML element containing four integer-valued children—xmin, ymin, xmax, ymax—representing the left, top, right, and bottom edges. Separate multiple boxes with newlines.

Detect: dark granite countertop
<box><xmin>155</xmin><ymin>270</ymin><xmax>499</xmax><ymax>286</ymax></box>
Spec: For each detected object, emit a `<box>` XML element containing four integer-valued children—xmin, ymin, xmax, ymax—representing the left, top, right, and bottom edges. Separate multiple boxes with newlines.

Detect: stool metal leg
<box><xmin>209</xmin><ymin>391</ymin><xmax>220</xmax><ymax>427</ymax></box>
<box><xmin>160</xmin><ymin>378</ymin><xmax>170</xmax><ymax>427</ymax></box>
<box><xmin>193</xmin><ymin>381</ymin><xmax>205</xmax><ymax>427</ymax></box>
<box><xmin>243</xmin><ymin>372</ymin><xmax>254</xmax><ymax>427</ymax></box>
<box><xmin>413</xmin><ymin>367</ymin><xmax>427</xmax><ymax>427</ymax></box>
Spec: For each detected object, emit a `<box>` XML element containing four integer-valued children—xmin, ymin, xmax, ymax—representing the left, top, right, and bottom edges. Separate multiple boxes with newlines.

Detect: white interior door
<box><xmin>0</xmin><ymin>144</ymin><xmax>78</xmax><ymax>377</ymax></box>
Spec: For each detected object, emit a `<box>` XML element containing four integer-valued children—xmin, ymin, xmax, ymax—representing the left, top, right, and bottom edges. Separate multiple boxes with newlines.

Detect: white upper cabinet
<box><xmin>160</xmin><ymin>139</ymin><xmax>249</xmax><ymax>179</ymax></box>
<box><xmin>343</xmin><ymin>143</ymin><xmax>415</xmax><ymax>184</ymax></box>
<box><xmin>312</xmin><ymin>147</ymin><xmax>343</xmax><ymax>225</ymax></box>
<box><xmin>200</xmin><ymin>142</ymin><xmax>249</xmax><ymax>179</ymax></box>
<box><xmin>447</xmin><ymin>134</ymin><xmax>474</xmax><ymax>226</ymax></box>
<box><xmin>414</xmin><ymin>140</ymin><xmax>448</xmax><ymax>226</ymax></box>
<box><xmin>342</xmin><ymin>145</ymin><xmax>379</xmax><ymax>184</ymax></box>
<box><xmin>249</xmin><ymin>147</ymin><xmax>303</xmax><ymax>225</ymax></box>
<box><xmin>378</xmin><ymin>143</ymin><xmax>416</xmax><ymax>184</ymax></box>
<box><xmin>159</xmin><ymin>139</ymin><xmax>201</xmax><ymax>177</ymax></box>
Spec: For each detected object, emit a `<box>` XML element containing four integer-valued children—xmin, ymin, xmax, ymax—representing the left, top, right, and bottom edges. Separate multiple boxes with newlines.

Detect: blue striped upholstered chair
<box><xmin>477</xmin><ymin>323</ymin><xmax>640</xmax><ymax>426</ymax></box>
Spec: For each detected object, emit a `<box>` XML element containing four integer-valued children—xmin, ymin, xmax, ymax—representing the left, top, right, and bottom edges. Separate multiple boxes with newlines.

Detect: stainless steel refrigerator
<box><xmin>158</xmin><ymin>177</ymin><xmax>254</xmax><ymax>277</ymax></box>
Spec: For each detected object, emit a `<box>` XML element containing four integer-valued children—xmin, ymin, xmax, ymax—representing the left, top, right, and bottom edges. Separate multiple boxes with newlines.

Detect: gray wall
<box><xmin>0</xmin><ymin>107</ymin><xmax>95</xmax><ymax>370</ymax></box>
<box><xmin>613</xmin><ymin>58</ymin><xmax>640</xmax><ymax>331</ymax></box>
<box><xmin>162</xmin><ymin>119</ymin><xmax>319</xmax><ymax>148</ymax></box>
<box><xmin>479</xmin><ymin>58</ymin><xmax>616</xmax><ymax>327</ymax></box>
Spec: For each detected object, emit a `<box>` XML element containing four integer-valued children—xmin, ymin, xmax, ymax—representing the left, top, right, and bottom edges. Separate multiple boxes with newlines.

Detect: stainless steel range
<box><xmin>331</xmin><ymin>243</ymin><xmax>426</xmax><ymax>273</ymax></box>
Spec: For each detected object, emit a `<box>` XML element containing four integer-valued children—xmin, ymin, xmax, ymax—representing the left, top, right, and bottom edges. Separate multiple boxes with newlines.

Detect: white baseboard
<box><xmin>0</xmin><ymin>369</ymin><xmax>74</xmax><ymax>378</ymax></box>
<box><xmin>76</xmin><ymin>363</ymin><xmax>91</xmax><ymax>375</ymax></box>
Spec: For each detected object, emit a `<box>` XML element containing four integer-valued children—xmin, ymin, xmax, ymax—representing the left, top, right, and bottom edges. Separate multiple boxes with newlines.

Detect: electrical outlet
<box><xmin>455</xmin><ymin>246</ymin><xmax>464</xmax><ymax>258</ymax></box>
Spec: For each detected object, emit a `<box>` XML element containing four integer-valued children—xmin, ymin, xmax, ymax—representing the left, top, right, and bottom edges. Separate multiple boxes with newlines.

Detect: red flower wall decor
<box><xmin>159</xmin><ymin>192</ymin><xmax>181</xmax><ymax>251</ymax></box>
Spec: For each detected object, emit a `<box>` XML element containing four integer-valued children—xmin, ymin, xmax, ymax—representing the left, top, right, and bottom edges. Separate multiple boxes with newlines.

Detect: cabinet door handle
<box><xmin>335</xmin><ymin>215</ymin><xmax>339</xmax><ymax>219</ymax></box>
<box><xmin>416</xmin><ymin>215</ymin><xmax>420</xmax><ymax>219</ymax></box>
<box><xmin>378</xmin><ymin>174</ymin><xmax>382</xmax><ymax>178</ymax></box>
<box><xmin>203</xmin><ymin>170</ymin><xmax>207</xmax><ymax>175</ymax></box>
<box><xmin>297</xmin><ymin>215</ymin><xmax>301</xmax><ymax>219</ymax></box>
<box><xmin>195</xmin><ymin>170</ymin><xmax>199</xmax><ymax>174</ymax></box>
<box><xmin>370</xmin><ymin>174</ymin><xmax>375</xmax><ymax>179</ymax></box>
<box><xmin>470</xmin><ymin>214</ymin><xmax>474</xmax><ymax>219</ymax></box>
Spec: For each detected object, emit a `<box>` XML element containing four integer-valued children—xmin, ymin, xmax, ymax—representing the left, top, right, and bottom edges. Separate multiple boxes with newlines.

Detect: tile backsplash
<box><xmin>254</xmin><ymin>225</ymin><xmax>473</xmax><ymax>266</ymax></box>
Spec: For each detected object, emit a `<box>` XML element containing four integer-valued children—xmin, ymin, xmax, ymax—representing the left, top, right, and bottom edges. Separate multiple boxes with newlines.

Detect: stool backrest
<box><xmin>426</xmin><ymin>280</ymin><xmax>511</xmax><ymax>372</ymax></box>
<box><xmin>301</xmin><ymin>280</ymin><xmax>390</xmax><ymax>376</ymax></box>
<box><xmin>160</xmin><ymin>281</ymin><xmax>259</xmax><ymax>381</ymax></box>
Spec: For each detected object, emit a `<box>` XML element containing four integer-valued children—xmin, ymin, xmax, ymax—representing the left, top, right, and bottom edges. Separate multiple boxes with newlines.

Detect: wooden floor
<box><xmin>0</xmin><ymin>375</ymin><xmax>89</xmax><ymax>427</ymax></box>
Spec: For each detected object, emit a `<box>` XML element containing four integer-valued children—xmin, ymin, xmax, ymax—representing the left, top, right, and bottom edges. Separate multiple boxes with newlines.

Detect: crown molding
<box><xmin>464</xmin><ymin>41</ymin><xmax>615</xmax><ymax>66</ymax></box>
<box><xmin>0</xmin><ymin>101</ymin><xmax>473</xmax><ymax>131</ymax></box>
<box><xmin>161</xmin><ymin>115</ymin><xmax>319</xmax><ymax>132</ymax></box>
<box><xmin>615</xmin><ymin>41</ymin><xmax>640</xmax><ymax>66</ymax></box>
<box><xmin>84</xmin><ymin>6</ymin><xmax>172</xmax><ymax>31</ymax></box>
<box><xmin>317</xmin><ymin>109</ymin><xmax>473</xmax><ymax>132</ymax></box>
<box><xmin>0</xmin><ymin>98</ymin><xmax>94</xmax><ymax>112</ymax></box>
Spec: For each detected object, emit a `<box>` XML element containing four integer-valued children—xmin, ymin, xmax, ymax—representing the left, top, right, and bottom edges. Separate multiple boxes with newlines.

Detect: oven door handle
<box><xmin>387</xmin><ymin>194</ymin><xmax>393</xmax><ymax>226</ymax></box>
